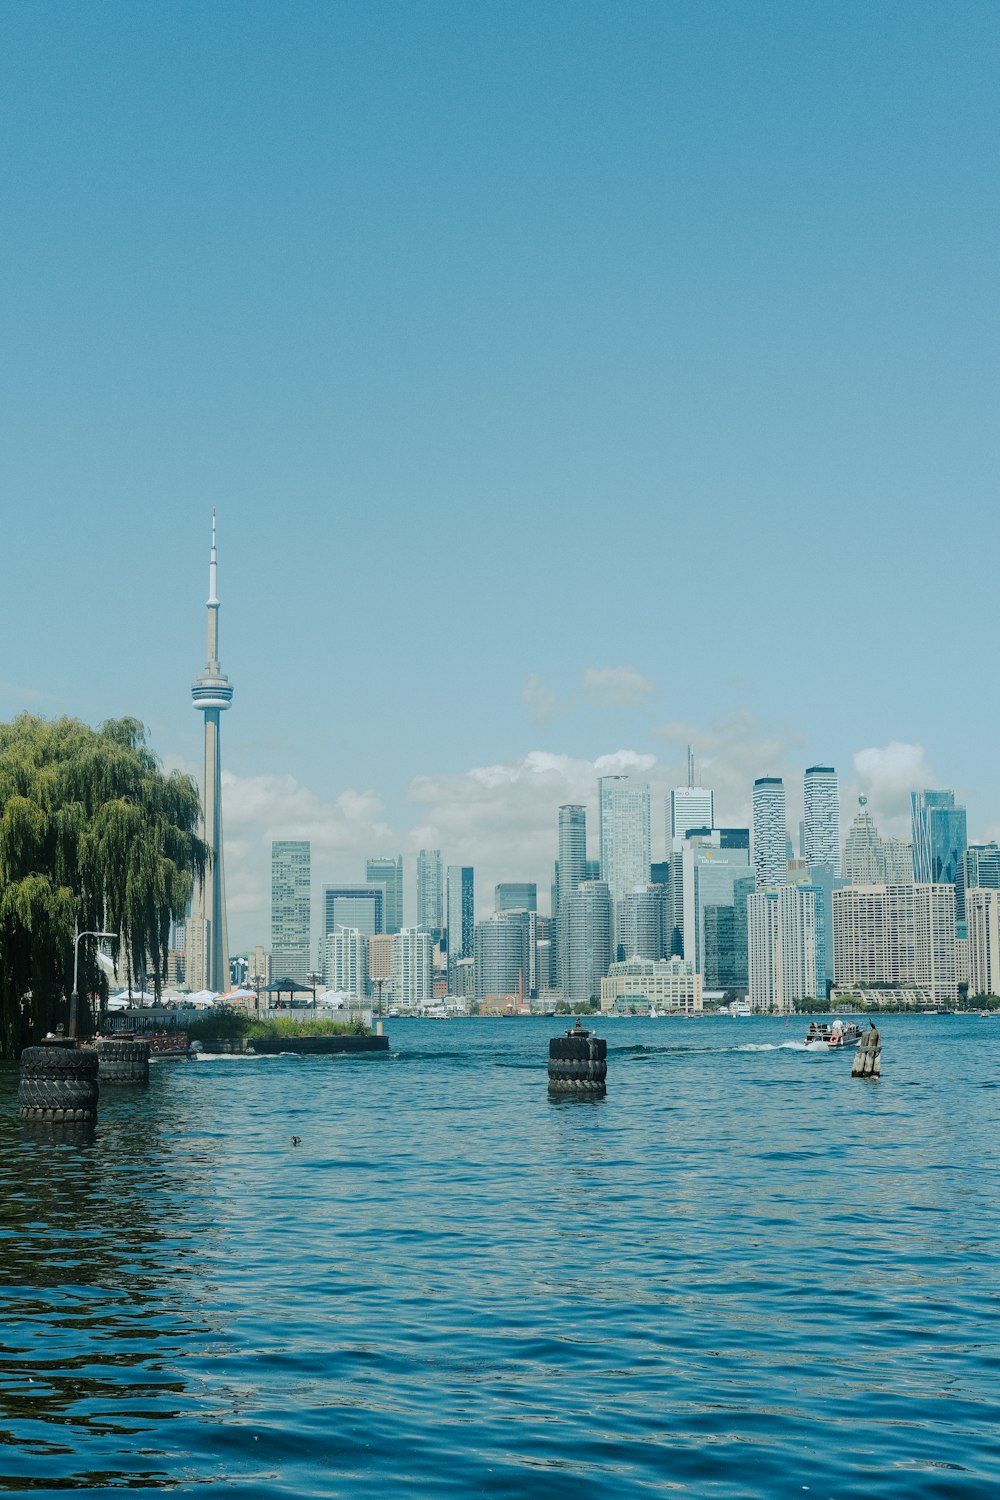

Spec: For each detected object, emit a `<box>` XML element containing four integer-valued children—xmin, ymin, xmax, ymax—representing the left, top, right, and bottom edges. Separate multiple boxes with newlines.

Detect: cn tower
<box><xmin>190</xmin><ymin>510</ymin><xmax>233</xmax><ymax>991</ymax></box>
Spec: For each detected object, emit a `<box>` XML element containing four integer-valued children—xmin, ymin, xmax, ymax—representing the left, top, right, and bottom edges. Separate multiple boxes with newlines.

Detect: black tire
<box><xmin>20</xmin><ymin>1046</ymin><xmax>99</xmax><ymax>1079</ymax></box>
<box><xmin>19</xmin><ymin>1105</ymin><xmax>97</xmax><ymax>1122</ymax></box>
<box><xmin>100</xmin><ymin>1068</ymin><xmax>148</xmax><ymax>1085</ymax></box>
<box><xmin>98</xmin><ymin>1042</ymin><xmax>149</xmax><ymax>1060</ymax></box>
<box><xmin>17</xmin><ymin>1077</ymin><xmax>99</xmax><ymax>1108</ymax></box>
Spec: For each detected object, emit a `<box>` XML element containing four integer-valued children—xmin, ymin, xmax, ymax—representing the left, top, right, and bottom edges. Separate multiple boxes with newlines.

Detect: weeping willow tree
<box><xmin>0</xmin><ymin>714</ymin><xmax>206</xmax><ymax>1057</ymax></box>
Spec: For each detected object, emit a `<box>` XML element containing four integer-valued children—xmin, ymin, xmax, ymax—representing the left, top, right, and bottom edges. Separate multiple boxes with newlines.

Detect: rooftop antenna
<box><xmin>687</xmin><ymin>744</ymin><xmax>695</xmax><ymax>789</ymax></box>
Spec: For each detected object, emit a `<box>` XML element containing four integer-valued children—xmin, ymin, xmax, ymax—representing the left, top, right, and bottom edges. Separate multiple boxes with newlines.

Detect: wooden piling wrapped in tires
<box><xmin>548</xmin><ymin>1020</ymin><xmax>607</xmax><ymax>1094</ymax></box>
<box><xmin>851</xmin><ymin>1026</ymin><xmax>881</xmax><ymax>1079</ymax></box>
<box><xmin>98</xmin><ymin>1038</ymin><xmax>150</xmax><ymax>1084</ymax></box>
<box><xmin>18</xmin><ymin>1044</ymin><xmax>99</xmax><ymax>1121</ymax></box>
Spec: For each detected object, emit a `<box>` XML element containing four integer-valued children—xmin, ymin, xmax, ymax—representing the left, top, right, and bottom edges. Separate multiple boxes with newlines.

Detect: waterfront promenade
<box><xmin>0</xmin><ymin>1014</ymin><xmax>996</xmax><ymax>1496</ymax></box>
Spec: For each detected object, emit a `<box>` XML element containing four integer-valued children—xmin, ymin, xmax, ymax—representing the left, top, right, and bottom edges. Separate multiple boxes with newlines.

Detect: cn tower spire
<box><xmin>191</xmin><ymin>512</ymin><xmax>233</xmax><ymax>993</ymax></box>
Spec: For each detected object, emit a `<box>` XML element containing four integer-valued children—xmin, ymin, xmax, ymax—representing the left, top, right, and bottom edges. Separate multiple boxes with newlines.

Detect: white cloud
<box><xmin>849</xmin><ymin>741</ymin><xmax>935</xmax><ymax>837</ymax></box>
<box><xmin>583</xmin><ymin>665</ymin><xmax>655</xmax><ymax>706</ymax></box>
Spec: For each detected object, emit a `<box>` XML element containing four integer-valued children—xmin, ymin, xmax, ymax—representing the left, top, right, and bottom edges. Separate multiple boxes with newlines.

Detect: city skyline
<box><xmin>0</xmin><ymin>6</ymin><xmax>996</xmax><ymax>953</ymax></box>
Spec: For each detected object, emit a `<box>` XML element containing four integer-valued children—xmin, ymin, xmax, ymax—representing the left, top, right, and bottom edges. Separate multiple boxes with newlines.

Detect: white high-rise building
<box><xmin>752</xmin><ymin>777</ymin><xmax>787</xmax><ymax>891</ymax></box>
<box><xmin>833</xmin><ymin>884</ymin><xmax>957</xmax><ymax>1004</ymax></box>
<box><xmin>599</xmin><ymin>776</ymin><xmax>651</xmax><ymax>913</ymax></box>
<box><xmin>271</xmin><ymin>840</ymin><xmax>311</xmax><ymax>983</ymax></box>
<box><xmin>881</xmin><ymin>839</ymin><xmax>914</xmax><ymax>885</ymax></box>
<box><xmin>392</xmin><ymin>927</ymin><xmax>433</xmax><ymax>1011</ymax></box>
<box><xmin>803</xmin><ymin>766</ymin><xmax>840</xmax><ymax>875</ymax></box>
<box><xmin>966</xmin><ymin>888</ymin><xmax>1000</xmax><ymax>999</ymax></box>
<box><xmin>323</xmin><ymin>926</ymin><xmax>369</xmax><ymax>997</ymax></box>
<box><xmin>670</xmin><ymin>785</ymin><xmax>715</xmax><ymax>841</ymax></box>
<box><xmin>748</xmin><ymin>885</ymin><xmax>818</xmax><ymax>1013</ymax></box>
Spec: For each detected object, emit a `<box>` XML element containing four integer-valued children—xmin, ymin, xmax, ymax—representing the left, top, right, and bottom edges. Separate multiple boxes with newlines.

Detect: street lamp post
<box><xmin>70</xmin><ymin>930</ymin><xmax>116</xmax><ymax>1039</ymax></box>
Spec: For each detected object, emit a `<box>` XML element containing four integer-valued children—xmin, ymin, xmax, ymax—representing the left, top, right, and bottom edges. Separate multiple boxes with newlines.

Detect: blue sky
<box><xmin>1</xmin><ymin>2</ymin><xmax>997</xmax><ymax>947</ymax></box>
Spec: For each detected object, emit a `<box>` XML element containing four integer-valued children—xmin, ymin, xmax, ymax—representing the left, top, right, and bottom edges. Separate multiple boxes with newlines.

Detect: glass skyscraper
<box><xmin>270</xmin><ymin>840</ymin><xmax>311</xmax><ymax>983</ymax></box>
<box><xmin>599</xmin><ymin>776</ymin><xmax>651</xmax><ymax>912</ymax></box>
<box><xmin>911</xmin><ymin>790</ymin><xmax>968</xmax><ymax>917</ymax></box>
<box><xmin>416</xmin><ymin>849</ymin><xmax>443</xmax><ymax>937</ymax></box>
<box><xmin>445</xmin><ymin>865</ymin><xmax>475</xmax><ymax>988</ymax></box>
<box><xmin>366</xmin><ymin>856</ymin><xmax>403</xmax><ymax>934</ymax></box>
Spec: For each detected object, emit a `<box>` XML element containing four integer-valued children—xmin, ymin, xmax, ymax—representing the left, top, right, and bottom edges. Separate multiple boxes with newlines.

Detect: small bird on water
<box><xmin>291</xmin><ymin>1136</ymin><xmax>301</xmax><ymax>1146</ymax></box>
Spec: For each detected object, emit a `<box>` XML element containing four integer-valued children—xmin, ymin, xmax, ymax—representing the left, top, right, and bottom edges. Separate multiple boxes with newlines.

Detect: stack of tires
<box><xmin>548</xmin><ymin>1021</ymin><xmax>607</xmax><ymax>1095</ymax></box>
<box><xmin>98</xmin><ymin>1038</ymin><xmax>150</xmax><ymax>1085</ymax></box>
<box><xmin>18</xmin><ymin>1044</ymin><xmax>99</xmax><ymax>1122</ymax></box>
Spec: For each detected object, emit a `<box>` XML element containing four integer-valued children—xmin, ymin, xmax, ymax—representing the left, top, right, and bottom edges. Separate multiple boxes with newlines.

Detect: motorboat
<box><xmin>804</xmin><ymin>1020</ymin><xmax>863</xmax><ymax>1049</ymax></box>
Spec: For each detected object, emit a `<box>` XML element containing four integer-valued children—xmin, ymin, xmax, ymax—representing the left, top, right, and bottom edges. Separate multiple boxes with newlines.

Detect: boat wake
<box><xmin>737</xmin><ymin>1041</ymin><xmax>812</xmax><ymax>1052</ymax></box>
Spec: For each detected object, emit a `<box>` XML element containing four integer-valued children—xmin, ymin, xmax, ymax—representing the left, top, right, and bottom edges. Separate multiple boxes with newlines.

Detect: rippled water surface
<box><xmin>1</xmin><ymin>1014</ymin><xmax>998</xmax><ymax>1497</ymax></box>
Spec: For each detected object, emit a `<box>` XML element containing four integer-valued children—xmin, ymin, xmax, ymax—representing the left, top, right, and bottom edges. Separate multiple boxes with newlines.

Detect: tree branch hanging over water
<box><xmin>0</xmin><ymin>715</ymin><xmax>206</xmax><ymax>1057</ymax></box>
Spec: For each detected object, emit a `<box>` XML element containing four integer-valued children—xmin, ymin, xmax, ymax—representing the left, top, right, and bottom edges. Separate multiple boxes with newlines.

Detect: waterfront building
<box><xmin>565</xmin><ymin>880</ymin><xmax>612</xmax><ymax>1004</ymax></box>
<box><xmin>323</xmin><ymin>926</ymin><xmax>369</xmax><ymax>996</ymax></box>
<box><xmin>189</xmin><ymin>513</ymin><xmax>233</xmax><ymax>992</ymax></box>
<box><xmin>803</xmin><ymin>766</ymin><xmax>840</xmax><ymax>875</ymax></box>
<box><xmin>752</xmin><ymin>777</ymin><xmax>787</xmax><ymax>891</ymax></box>
<box><xmin>392</xmin><ymin>927</ymin><xmax>433</xmax><ymax>1011</ymax></box>
<box><xmin>445</xmin><ymin>865</ymin><xmax>475</xmax><ymax>987</ymax></box>
<box><xmin>474</xmin><ymin>912</ymin><xmax>531</xmax><ymax>1004</ymax></box>
<box><xmin>600</xmin><ymin>956</ymin><xmax>702</xmax><ymax>1014</ymax></box>
<box><xmin>599</xmin><ymin>776</ymin><xmax>651</xmax><ymax>915</ymax></box>
<box><xmin>911</xmin><ymin>790</ymin><xmax>967</xmax><ymax>916</ymax></box>
<box><xmin>368</xmin><ymin>933</ymin><xmax>394</xmax><ymax>987</ymax></box>
<box><xmin>271</xmin><ymin>840</ymin><xmax>311</xmax><ymax>984</ymax></box>
<box><xmin>323</xmin><ymin>885</ymin><xmax>384</xmax><ymax>940</ymax></box>
<box><xmin>366</xmin><ymin>856</ymin><xmax>403</xmax><ymax>934</ymax></box>
<box><xmin>615</xmin><ymin>886</ymin><xmax>662</xmax><ymax>961</ymax></box>
<box><xmin>833</xmin><ymin>884</ymin><xmax>958</xmax><ymax>1004</ymax></box>
<box><xmin>966</xmin><ymin>889</ymin><xmax>1000</xmax><ymax>998</ymax></box>
<box><xmin>495</xmin><ymin>882</ymin><xmax>537</xmax><ymax>913</ymax></box>
<box><xmin>748</xmin><ymin>885</ymin><xmax>818</xmax><ymax>1013</ymax></box>
<box><xmin>416</xmin><ymin>849</ymin><xmax>443</xmax><ymax>936</ymax></box>
<box><xmin>557</xmin><ymin>805</ymin><xmax>587</xmax><ymax>992</ymax></box>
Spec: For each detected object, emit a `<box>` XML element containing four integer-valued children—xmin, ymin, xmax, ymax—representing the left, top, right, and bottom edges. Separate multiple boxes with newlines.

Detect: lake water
<box><xmin>0</xmin><ymin>1013</ymin><xmax>997</xmax><ymax>1497</ymax></box>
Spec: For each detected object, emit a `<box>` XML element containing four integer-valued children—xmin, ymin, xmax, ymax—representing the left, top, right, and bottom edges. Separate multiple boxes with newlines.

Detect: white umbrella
<box><xmin>188</xmin><ymin>989</ymin><xmax>220</xmax><ymax>1004</ymax></box>
<box><xmin>110</xmin><ymin>989</ymin><xmax>157</xmax><ymax>1007</ymax></box>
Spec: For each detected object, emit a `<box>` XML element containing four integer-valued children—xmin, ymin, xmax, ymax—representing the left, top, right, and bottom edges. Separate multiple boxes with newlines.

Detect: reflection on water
<box><xmin>0</xmin><ymin>1015</ymin><xmax>998</xmax><ymax>1497</ymax></box>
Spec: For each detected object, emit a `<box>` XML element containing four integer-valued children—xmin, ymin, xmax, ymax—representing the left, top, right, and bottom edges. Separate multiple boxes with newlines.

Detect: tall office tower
<box><xmin>366</xmin><ymin>856</ymin><xmax>403</xmax><ymax>934</ymax></box>
<box><xmin>323</xmin><ymin>885</ymin><xmax>384</xmax><ymax>940</ymax></box>
<box><xmin>615</xmin><ymin>887</ymin><xmax>662</xmax><ymax>961</ymax></box>
<box><xmin>833</xmin><ymin>884</ymin><xmax>958</xmax><ymax>1004</ymax></box>
<box><xmin>189</xmin><ymin>512</ymin><xmax>234</xmax><ymax>992</ymax></box>
<box><xmin>474</xmin><ymin>912</ymin><xmax>531</xmax><ymax>1004</ymax></box>
<box><xmin>964</xmin><ymin>844</ymin><xmax>1000</xmax><ymax>891</ymax></box>
<box><xmin>416</xmin><ymin>849</ymin><xmax>443</xmax><ymax>937</ymax></box>
<box><xmin>532</xmin><ymin>914</ymin><xmax>552</xmax><ymax>995</ymax></box>
<box><xmin>703</xmin><ymin>872</ymin><xmax>755</xmax><ymax>991</ymax></box>
<box><xmin>911</xmin><ymin>791</ymin><xmax>968</xmax><ymax>915</ymax></box>
<box><xmin>965</xmin><ymin>888</ymin><xmax>1000</xmax><ymax>998</ymax></box>
<box><xmin>747</xmin><ymin>885</ymin><xmax>818</xmax><ymax>1013</ymax></box>
<box><xmin>599</xmin><ymin>777</ymin><xmax>651</xmax><ymax>915</ymax></box>
<box><xmin>842</xmin><ymin>798</ymin><xmax>883</xmax><ymax>884</ymax></box>
<box><xmin>270</xmin><ymin>841</ymin><xmax>311</xmax><ymax>983</ymax></box>
<box><xmin>669</xmin><ymin>746</ymin><xmax>714</xmax><ymax>841</ymax></box>
<box><xmin>557</xmin><ymin>805</ymin><xmax>587</xmax><ymax>992</ymax></box>
<box><xmin>445</xmin><ymin>865</ymin><xmax>475</xmax><ymax>987</ymax></box>
<box><xmin>752</xmin><ymin>777</ymin><xmax>787</xmax><ymax>890</ymax></box>
<box><xmin>565</xmin><ymin>880</ymin><xmax>612</xmax><ymax>1003</ymax></box>
<box><xmin>323</xmin><ymin>926</ymin><xmax>369</xmax><ymax>996</ymax></box>
<box><xmin>684</xmin><ymin>832</ymin><xmax>752</xmax><ymax>973</ymax></box>
<box><xmin>803</xmin><ymin>766</ymin><xmax>841</xmax><ymax>875</ymax></box>
<box><xmin>495</xmin><ymin>883</ymin><xmax>537</xmax><ymax>913</ymax></box>
<box><xmin>392</xmin><ymin>927</ymin><xmax>433</xmax><ymax>1011</ymax></box>
<box><xmin>881</xmin><ymin>839</ymin><xmax>914</xmax><ymax>884</ymax></box>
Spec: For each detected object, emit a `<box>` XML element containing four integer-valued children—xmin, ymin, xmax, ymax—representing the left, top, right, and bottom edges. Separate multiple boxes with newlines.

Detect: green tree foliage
<box><xmin>0</xmin><ymin>715</ymin><xmax>206</xmax><ymax>1056</ymax></box>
